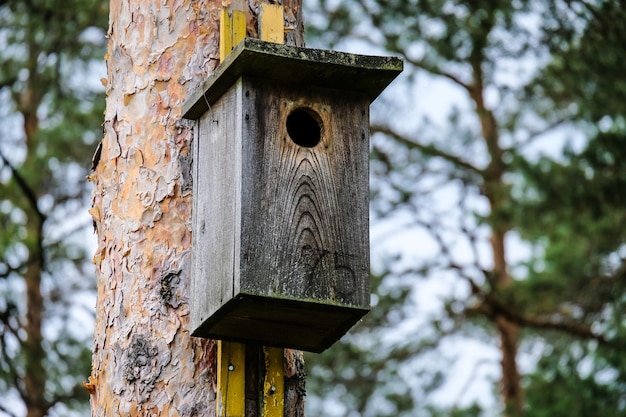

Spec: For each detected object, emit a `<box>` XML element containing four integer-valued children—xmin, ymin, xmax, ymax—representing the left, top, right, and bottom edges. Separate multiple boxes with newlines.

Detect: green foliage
<box><xmin>512</xmin><ymin>130</ymin><xmax>626</xmax><ymax>318</ymax></box>
<box><xmin>306</xmin><ymin>268</ymin><xmax>450</xmax><ymax>417</ymax></box>
<box><xmin>511</xmin><ymin>130</ymin><xmax>626</xmax><ymax>416</ymax></box>
<box><xmin>305</xmin><ymin>0</ymin><xmax>626</xmax><ymax>416</ymax></box>
<box><xmin>524</xmin><ymin>339</ymin><xmax>626</xmax><ymax>416</ymax></box>
<box><xmin>0</xmin><ymin>0</ymin><xmax>107</xmax><ymax>415</ymax></box>
<box><xmin>533</xmin><ymin>1</ymin><xmax>626</xmax><ymax>122</ymax></box>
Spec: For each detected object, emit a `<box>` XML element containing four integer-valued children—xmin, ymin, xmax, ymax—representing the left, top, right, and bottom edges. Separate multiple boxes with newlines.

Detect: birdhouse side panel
<box><xmin>239</xmin><ymin>78</ymin><xmax>370</xmax><ymax>309</ymax></box>
<box><xmin>190</xmin><ymin>82</ymin><xmax>243</xmax><ymax>334</ymax></box>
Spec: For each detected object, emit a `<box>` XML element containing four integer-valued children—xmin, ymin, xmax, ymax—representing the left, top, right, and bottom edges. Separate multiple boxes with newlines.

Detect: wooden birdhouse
<box><xmin>183</xmin><ymin>38</ymin><xmax>402</xmax><ymax>352</ymax></box>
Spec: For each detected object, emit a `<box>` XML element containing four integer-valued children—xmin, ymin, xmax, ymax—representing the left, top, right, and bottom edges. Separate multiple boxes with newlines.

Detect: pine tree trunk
<box><xmin>491</xmin><ymin>231</ymin><xmax>522</xmax><ymax>416</ymax></box>
<box><xmin>471</xmin><ymin>69</ymin><xmax>523</xmax><ymax>415</ymax></box>
<box><xmin>20</xmin><ymin>79</ymin><xmax>47</xmax><ymax>417</ymax></box>
<box><xmin>89</xmin><ymin>1</ymin><xmax>304</xmax><ymax>415</ymax></box>
<box><xmin>23</xmin><ymin>218</ymin><xmax>46</xmax><ymax>417</ymax></box>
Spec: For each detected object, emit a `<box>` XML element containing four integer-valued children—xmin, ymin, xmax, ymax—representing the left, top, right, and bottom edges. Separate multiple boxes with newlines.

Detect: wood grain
<box><xmin>190</xmin><ymin>76</ymin><xmax>371</xmax><ymax>351</ymax></box>
<box><xmin>240</xmin><ymin>77</ymin><xmax>370</xmax><ymax>308</ymax></box>
<box><xmin>190</xmin><ymin>80</ymin><xmax>243</xmax><ymax>332</ymax></box>
<box><xmin>186</xmin><ymin>38</ymin><xmax>402</xmax><ymax>352</ymax></box>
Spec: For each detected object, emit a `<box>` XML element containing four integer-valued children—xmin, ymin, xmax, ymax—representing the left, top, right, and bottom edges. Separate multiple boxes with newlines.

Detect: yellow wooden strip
<box><xmin>219</xmin><ymin>8</ymin><xmax>232</xmax><ymax>63</ymax></box>
<box><xmin>259</xmin><ymin>3</ymin><xmax>284</xmax><ymax>44</ymax></box>
<box><xmin>219</xmin><ymin>7</ymin><xmax>247</xmax><ymax>62</ymax></box>
<box><xmin>231</xmin><ymin>9</ymin><xmax>247</xmax><ymax>49</ymax></box>
<box><xmin>217</xmin><ymin>341</ymin><xmax>246</xmax><ymax>417</ymax></box>
<box><xmin>262</xmin><ymin>347</ymin><xmax>284</xmax><ymax>417</ymax></box>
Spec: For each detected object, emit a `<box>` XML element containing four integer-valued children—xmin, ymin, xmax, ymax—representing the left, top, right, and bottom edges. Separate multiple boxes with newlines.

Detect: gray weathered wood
<box><xmin>183</xmin><ymin>37</ymin><xmax>403</xmax><ymax>119</ymax></box>
<box><xmin>240</xmin><ymin>78</ymin><xmax>370</xmax><ymax>307</ymax></box>
<box><xmin>190</xmin><ymin>80</ymin><xmax>242</xmax><ymax>332</ymax></box>
<box><xmin>186</xmin><ymin>40</ymin><xmax>402</xmax><ymax>352</ymax></box>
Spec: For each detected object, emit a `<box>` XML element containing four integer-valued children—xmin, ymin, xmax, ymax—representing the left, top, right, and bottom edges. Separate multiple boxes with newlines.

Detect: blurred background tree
<box><xmin>0</xmin><ymin>1</ymin><xmax>107</xmax><ymax>416</ymax></box>
<box><xmin>304</xmin><ymin>1</ymin><xmax>626</xmax><ymax>416</ymax></box>
<box><xmin>2</xmin><ymin>1</ymin><xmax>625</xmax><ymax>416</ymax></box>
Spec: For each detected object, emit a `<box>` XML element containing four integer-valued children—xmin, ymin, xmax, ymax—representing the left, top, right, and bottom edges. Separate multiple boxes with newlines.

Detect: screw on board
<box><xmin>217</xmin><ymin>341</ymin><xmax>245</xmax><ymax>417</ymax></box>
<box><xmin>262</xmin><ymin>347</ymin><xmax>284</xmax><ymax>417</ymax></box>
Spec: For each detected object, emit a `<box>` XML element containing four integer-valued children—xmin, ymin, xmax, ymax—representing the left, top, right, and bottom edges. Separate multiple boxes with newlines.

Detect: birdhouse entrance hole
<box><xmin>286</xmin><ymin>107</ymin><xmax>322</xmax><ymax>148</ymax></box>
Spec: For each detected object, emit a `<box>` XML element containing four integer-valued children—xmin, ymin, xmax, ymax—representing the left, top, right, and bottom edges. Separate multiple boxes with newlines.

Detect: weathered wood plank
<box><xmin>262</xmin><ymin>347</ymin><xmax>284</xmax><ymax>417</ymax></box>
<box><xmin>183</xmin><ymin>38</ymin><xmax>403</xmax><ymax>119</ymax></box>
<box><xmin>193</xmin><ymin>295</ymin><xmax>367</xmax><ymax>352</ymax></box>
<box><xmin>219</xmin><ymin>7</ymin><xmax>247</xmax><ymax>63</ymax></box>
<box><xmin>259</xmin><ymin>4</ymin><xmax>284</xmax><ymax>44</ymax></box>
<box><xmin>240</xmin><ymin>78</ymin><xmax>370</xmax><ymax>308</ymax></box>
<box><xmin>217</xmin><ymin>341</ymin><xmax>246</xmax><ymax>417</ymax></box>
<box><xmin>190</xmin><ymin>81</ymin><xmax>243</xmax><ymax>333</ymax></box>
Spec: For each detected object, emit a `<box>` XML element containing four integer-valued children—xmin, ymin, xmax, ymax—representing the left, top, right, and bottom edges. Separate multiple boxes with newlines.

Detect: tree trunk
<box><xmin>19</xmin><ymin>76</ymin><xmax>48</xmax><ymax>417</ymax></box>
<box><xmin>88</xmin><ymin>1</ymin><xmax>304</xmax><ymax>415</ymax></box>
<box><xmin>477</xmin><ymin>92</ymin><xmax>523</xmax><ymax>415</ymax></box>
<box><xmin>490</xmin><ymin>230</ymin><xmax>523</xmax><ymax>416</ymax></box>
<box><xmin>23</xmin><ymin>209</ymin><xmax>46</xmax><ymax>417</ymax></box>
<box><xmin>485</xmin><ymin>157</ymin><xmax>523</xmax><ymax>417</ymax></box>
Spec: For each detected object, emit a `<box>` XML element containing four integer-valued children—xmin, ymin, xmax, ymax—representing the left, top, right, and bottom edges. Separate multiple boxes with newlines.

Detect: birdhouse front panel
<box><xmin>240</xmin><ymin>78</ymin><xmax>370</xmax><ymax>308</ymax></box>
<box><xmin>184</xmin><ymin>38</ymin><xmax>402</xmax><ymax>352</ymax></box>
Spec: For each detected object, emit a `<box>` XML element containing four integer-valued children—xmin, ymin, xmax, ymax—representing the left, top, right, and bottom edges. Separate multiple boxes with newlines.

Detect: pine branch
<box><xmin>0</xmin><ymin>149</ymin><xmax>46</xmax><ymax>224</ymax></box>
<box><xmin>470</xmin><ymin>283</ymin><xmax>612</xmax><ymax>346</ymax></box>
<box><xmin>512</xmin><ymin>312</ymin><xmax>606</xmax><ymax>343</ymax></box>
<box><xmin>53</xmin><ymin>189</ymin><xmax>86</xmax><ymax>207</ymax></box>
<box><xmin>451</xmin><ymin>358</ymin><xmax>492</xmax><ymax>413</ymax></box>
<box><xmin>0</xmin><ymin>75</ymin><xmax>17</xmax><ymax>90</ymax></box>
<box><xmin>403</xmin><ymin>55</ymin><xmax>472</xmax><ymax>92</ymax></box>
<box><xmin>0</xmin><ymin>261</ymin><xmax>27</xmax><ymax>279</ymax></box>
<box><xmin>47</xmin><ymin>384</ymin><xmax>85</xmax><ymax>415</ymax></box>
<box><xmin>0</xmin><ymin>298</ymin><xmax>21</xmax><ymax>339</ymax></box>
<box><xmin>577</xmin><ymin>0</ymin><xmax>603</xmax><ymax>22</ymax></box>
<box><xmin>0</xmin><ymin>332</ymin><xmax>23</xmax><ymax>402</ymax></box>
<box><xmin>509</xmin><ymin>115</ymin><xmax>573</xmax><ymax>152</ymax></box>
<box><xmin>44</xmin><ymin>219</ymin><xmax>92</xmax><ymax>249</ymax></box>
<box><xmin>371</xmin><ymin>124</ymin><xmax>483</xmax><ymax>176</ymax></box>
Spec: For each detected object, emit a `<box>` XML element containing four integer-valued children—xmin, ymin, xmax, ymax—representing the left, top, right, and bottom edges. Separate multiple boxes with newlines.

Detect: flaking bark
<box><xmin>89</xmin><ymin>0</ymin><xmax>304</xmax><ymax>415</ymax></box>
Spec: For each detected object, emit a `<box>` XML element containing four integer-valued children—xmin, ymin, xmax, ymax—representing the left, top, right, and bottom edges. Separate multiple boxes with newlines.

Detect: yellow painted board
<box><xmin>259</xmin><ymin>3</ymin><xmax>284</xmax><ymax>44</ymax></box>
<box><xmin>217</xmin><ymin>341</ymin><xmax>246</xmax><ymax>417</ymax></box>
<box><xmin>262</xmin><ymin>347</ymin><xmax>284</xmax><ymax>417</ymax></box>
<box><xmin>219</xmin><ymin>8</ymin><xmax>232</xmax><ymax>64</ymax></box>
<box><xmin>220</xmin><ymin>8</ymin><xmax>247</xmax><ymax>62</ymax></box>
<box><xmin>231</xmin><ymin>9</ymin><xmax>247</xmax><ymax>49</ymax></box>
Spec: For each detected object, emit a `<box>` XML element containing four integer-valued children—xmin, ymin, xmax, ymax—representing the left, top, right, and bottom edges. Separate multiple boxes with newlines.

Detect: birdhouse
<box><xmin>183</xmin><ymin>38</ymin><xmax>402</xmax><ymax>352</ymax></box>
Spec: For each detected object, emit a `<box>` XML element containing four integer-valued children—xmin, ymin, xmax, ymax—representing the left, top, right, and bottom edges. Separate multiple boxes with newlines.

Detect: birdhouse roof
<box><xmin>183</xmin><ymin>37</ymin><xmax>403</xmax><ymax>120</ymax></box>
